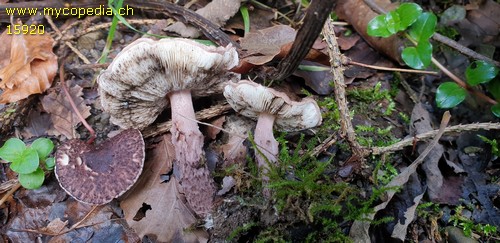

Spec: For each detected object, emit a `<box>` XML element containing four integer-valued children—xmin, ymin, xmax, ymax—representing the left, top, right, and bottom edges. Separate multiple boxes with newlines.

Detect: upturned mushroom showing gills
<box><xmin>97</xmin><ymin>38</ymin><xmax>239</xmax><ymax>216</ymax></box>
<box><xmin>223</xmin><ymin>80</ymin><xmax>322</xmax><ymax>197</ymax></box>
<box><xmin>55</xmin><ymin>129</ymin><xmax>145</xmax><ymax>205</ymax></box>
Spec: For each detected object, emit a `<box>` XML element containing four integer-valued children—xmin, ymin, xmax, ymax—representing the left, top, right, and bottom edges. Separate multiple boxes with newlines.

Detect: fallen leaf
<box><xmin>217</xmin><ymin>176</ymin><xmax>236</xmax><ymax>196</ymax></box>
<box><xmin>240</xmin><ymin>25</ymin><xmax>297</xmax><ymax>65</ymax></box>
<box><xmin>20</xmin><ymin>108</ymin><xmax>52</xmax><ymax>139</ymax></box>
<box><xmin>0</xmin><ymin>31</ymin><xmax>58</xmax><ymax>104</ymax></box>
<box><xmin>40</xmin><ymin>218</ymin><xmax>68</xmax><ymax>235</ymax></box>
<box><xmin>0</xmin><ymin>30</ymin><xmax>12</xmax><ymax>69</ymax></box>
<box><xmin>121</xmin><ymin>134</ymin><xmax>208</xmax><ymax>242</ymax></box>
<box><xmin>294</xmin><ymin>60</ymin><xmax>334</xmax><ymax>95</ymax></box>
<box><xmin>410</xmin><ymin>103</ymin><xmax>462</xmax><ymax>204</ymax></box>
<box><xmin>204</xmin><ymin>116</ymin><xmax>226</xmax><ymax>140</ymax></box>
<box><xmin>219</xmin><ymin>115</ymin><xmax>253</xmax><ymax>167</ymax></box>
<box><xmin>225</xmin><ymin>7</ymin><xmax>275</xmax><ymax>32</ymax></box>
<box><xmin>41</xmin><ymin>83</ymin><xmax>91</xmax><ymax>139</ymax></box>
<box><xmin>166</xmin><ymin>0</ymin><xmax>242</xmax><ymax>38</ymax></box>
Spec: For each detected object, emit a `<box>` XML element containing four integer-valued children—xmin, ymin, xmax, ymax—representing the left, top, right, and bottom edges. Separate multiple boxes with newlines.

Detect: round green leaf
<box><xmin>466</xmin><ymin>61</ymin><xmax>499</xmax><ymax>86</ymax></box>
<box><xmin>367</xmin><ymin>15</ymin><xmax>393</xmax><ymax>37</ymax></box>
<box><xmin>396</xmin><ymin>3</ymin><xmax>422</xmax><ymax>30</ymax></box>
<box><xmin>436</xmin><ymin>82</ymin><xmax>467</xmax><ymax>108</ymax></box>
<box><xmin>18</xmin><ymin>168</ymin><xmax>45</xmax><ymax>189</ymax></box>
<box><xmin>45</xmin><ymin>157</ymin><xmax>55</xmax><ymax>170</ymax></box>
<box><xmin>384</xmin><ymin>11</ymin><xmax>401</xmax><ymax>34</ymax></box>
<box><xmin>0</xmin><ymin>138</ymin><xmax>26</xmax><ymax>162</ymax></box>
<box><xmin>31</xmin><ymin>138</ymin><xmax>54</xmax><ymax>161</ymax></box>
<box><xmin>491</xmin><ymin>104</ymin><xmax>500</xmax><ymax>118</ymax></box>
<box><xmin>402</xmin><ymin>41</ymin><xmax>432</xmax><ymax>69</ymax></box>
<box><xmin>10</xmin><ymin>148</ymin><xmax>39</xmax><ymax>174</ymax></box>
<box><xmin>408</xmin><ymin>12</ymin><xmax>437</xmax><ymax>42</ymax></box>
<box><xmin>487</xmin><ymin>77</ymin><xmax>500</xmax><ymax>101</ymax></box>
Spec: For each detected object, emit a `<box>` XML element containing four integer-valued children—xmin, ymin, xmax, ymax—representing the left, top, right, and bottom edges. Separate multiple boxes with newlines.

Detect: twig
<box><xmin>61</xmin><ymin>19</ymin><xmax>164</xmax><ymax>42</ymax></box>
<box><xmin>142</xmin><ymin>103</ymin><xmax>232</xmax><ymax>138</ymax></box>
<box><xmin>371</xmin><ymin>122</ymin><xmax>500</xmax><ymax>155</ymax></box>
<box><xmin>349</xmin><ymin>60</ymin><xmax>439</xmax><ymax>75</ymax></box>
<box><xmin>45</xmin><ymin>15</ymin><xmax>91</xmax><ymax>65</ymax></box>
<box><xmin>322</xmin><ymin>17</ymin><xmax>365</xmax><ymax>157</ymax></box>
<box><xmin>58</xmin><ymin>61</ymin><xmax>96</xmax><ymax>144</ymax></box>
<box><xmin>0</xmin><ymin>182</ymin><xmax>21</xmax><ymax>207</ymax></box>
<box><xmin>271</xmin><ymin>0</ymin><xmax>335</xmax><ymax>80</ymax></box>
<box><xmin>311</xmin><ymin>133</ymin><xmax>338</xmax><ymax>157</ymax></box>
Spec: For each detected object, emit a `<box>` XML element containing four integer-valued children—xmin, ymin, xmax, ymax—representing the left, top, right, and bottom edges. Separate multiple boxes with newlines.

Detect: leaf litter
<box><xmin>1</xmin><ymin>0</ymin><xmax>500</xmax><ymax>242</ymax></box>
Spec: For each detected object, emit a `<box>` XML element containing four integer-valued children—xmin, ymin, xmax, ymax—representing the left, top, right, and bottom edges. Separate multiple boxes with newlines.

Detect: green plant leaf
<box><xmin>396</xmin><ymin>3</ymin><xmax>422</xmax><ymax>30</ymax></box>
<box><xmin>0</xmin><ymin>138</ymin><xmax>26</xmax><ymax>162</ymax></box>
<box><xmin>408</xmin><ymin>12</ymin><xmax>437</xmax><ymax>42</ymax></box>
<box><xmin>18</xmin><ymin>168</ymin><xmax>45</xmax><ymax>189</ymax></box>
<box><xmin>240</xmin><ymin>5</ymin><xmax>250</xmax><ymax>36</ymax></box>
<box><xmin>487</xmin><ymin>77</ymin><xmax>500</xmax><ymax>101</ymax></box>
<box><xmin>466</xmin><ymin>61</ymin><xmax>499</xmax><ymax>86</ymax></box>
<box><xmin>31</xmin><ymin>138</ymin><xmax>54</xmax><ymax>161</ymax></box>
<box><xmin>491</xmin><ymin>104</ymin><xmax>500</xmax><ymax>118</ymax></box>
<box><xmin>436</xmin><ymin>82</ymin><xmax>467</xmax><ymax>108</ymax></box>
<box><xmin>402</xmin><ymin>41</ymin><xmax>432</xmax><ymax>69</ymax></box>
<box><xmin>367</xmin><ymin>15</ymin><xmax>393</xmax><ymax>37</ymax></box>
<box><xmin>10</xmin><ymin>148</ymin><xmax>39</xmax><ymax>174</ymax></box>
<box><xmin>384</xmin><ymin>10</ymin><xmax>401</xmax><ymax>34</ymax></box>
<box><xmin>45</xmin><ymin>157</ymin><xmax>55</xmax><ymax>170</ymax></box>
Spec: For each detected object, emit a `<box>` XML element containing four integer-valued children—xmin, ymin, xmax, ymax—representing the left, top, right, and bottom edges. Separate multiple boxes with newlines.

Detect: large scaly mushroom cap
<box><xmin>55</xmin><ymin>129</ymin><xmax>145</xmax><ymax>205</ymax></box>
<box><xmin>98</xmin><ymin>38</ymin><xmax>239</xmax><ymax>129</ymax></box>
<box><xmin>223</xmin><ymin>80</ymin><xmax>322</xmax><ymax>132</ymax></box>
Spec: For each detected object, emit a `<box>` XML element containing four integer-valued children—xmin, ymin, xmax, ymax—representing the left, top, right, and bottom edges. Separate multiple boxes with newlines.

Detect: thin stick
<box><xmin>45</xmin><ymin>15</ymin><xmax>91</xmax><ymax>65</ymax></box>
<box><xmin>371</xmin><ymin>122</ymin><xmax>500</xmax><ymax>155</ymax></box>
<box><xmin>349</xmin><ymin>60</ymin><xmax>439</xmax><ymax>75</ymax></box>
<box><xmin>0</xmin><ymin>182</ymin><xmax>21</xmax><ymax>207</ymax></box>
<box><xmin>59</xmin><ymin>61</ymin><xmax>96</xmax><ymax>144</ymax></box>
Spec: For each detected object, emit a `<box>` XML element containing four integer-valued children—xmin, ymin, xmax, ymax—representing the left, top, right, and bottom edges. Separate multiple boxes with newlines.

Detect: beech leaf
<box><xmin>0</xmin><ymin>31</ymin><xmax>58</xmax><ymax>104</ymax></box>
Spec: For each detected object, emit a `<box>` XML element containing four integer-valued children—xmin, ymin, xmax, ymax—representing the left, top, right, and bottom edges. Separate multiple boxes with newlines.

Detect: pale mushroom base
<box><xmin>169</xmin><ymin>90</ymin><xmax>216</xmax><ymax>216</ymax></box>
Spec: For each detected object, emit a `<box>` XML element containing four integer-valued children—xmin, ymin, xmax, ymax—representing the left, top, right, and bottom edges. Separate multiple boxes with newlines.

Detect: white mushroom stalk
<box><xmin>98</xmin><ymin>38</ymin><xmax>239</xmax><ymax>216</ymax></box>
<box><xmin>224</xmin><ymin>80</ymin><xmax>322</xmax><ymax>197</ymax></box>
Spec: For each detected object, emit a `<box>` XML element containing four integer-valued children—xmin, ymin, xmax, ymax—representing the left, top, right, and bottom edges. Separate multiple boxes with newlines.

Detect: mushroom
<box><xmin>97</xmin><ymin>38</ymin><xmax>239</xmax><ymax>216</ymax></box>
<box><xmin>55</xmin><ymin>129</ymin><xmax>145</xmax><ymax>204</ymax></box>
<box><xmin>223</xmin><ymin>80</ymin><xmax>322</xmax><ymax>196</ymax></box>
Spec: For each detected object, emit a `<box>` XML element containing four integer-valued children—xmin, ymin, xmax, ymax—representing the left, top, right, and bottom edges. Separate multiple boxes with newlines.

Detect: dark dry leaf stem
<box><xmin>59</xmin><ymin>61</ymin><xmax>96</xmax><ymax>144</ymax></box>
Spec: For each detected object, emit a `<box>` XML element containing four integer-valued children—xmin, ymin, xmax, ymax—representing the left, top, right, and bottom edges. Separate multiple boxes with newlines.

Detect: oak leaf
<box><xmin>0</xmin><ymin>32</ymin><xmax>58</xmax><ymax>104</ymax></box>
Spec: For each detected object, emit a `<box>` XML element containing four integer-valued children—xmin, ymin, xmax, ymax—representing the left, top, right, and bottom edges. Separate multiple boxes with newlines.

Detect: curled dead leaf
<box><xmin>0</xmin><ymin>32</ymin><xmax>58</xmax><ymax>104</ymax></box>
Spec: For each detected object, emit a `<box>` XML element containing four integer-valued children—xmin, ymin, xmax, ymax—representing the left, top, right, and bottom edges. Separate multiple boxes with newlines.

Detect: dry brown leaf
<box><xmin>219</xmin><ymin>115</ymin><xmax>253</xmax><ymax>167</ymax></box>
<box><xmin>204</xmin><ymin>116</ymin><xmax>226</xmax><ymax>140</ymax></box>
<box><xmin>0</xmin><ymin>32</ymin><xmax>58</xmax><ymax>104</ymax></box>
<box><xmin>240</xmin><ymin>25</ymin><xmax>296</xmax><ymax>65</ymax></box>
<box><xmin>166</xmin><ymin>0</ymin><xmax>242</xmax><ymax>38</ymax></box>
<box><xmin>20</xmin><ymin>108</ymin><xmax>52</xmax><ymax>139</ymax></box>
<box><xmin>121</xmin><ymin>134</ymin><xmax>208</xmax><ymax>243</ymax></box>
<box><xmin>41</xmin><ymin>83</ymin><xmax>91</xmax><ymax>139</ymax></box>
<box><xmin>0</xmin><ymin>30</ymin><xmax>12</xmax><ymax>69</ymax></box>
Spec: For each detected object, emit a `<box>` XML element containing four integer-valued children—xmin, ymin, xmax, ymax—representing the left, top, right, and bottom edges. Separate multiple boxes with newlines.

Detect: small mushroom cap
<box><xmin>55</xmin><ymin>129</ymin><xmax>145</xmax><ymax>205</ymax></box>
<box><xmin>223</xmin><ymin>80</ymin><xmax>322</xmax><ymax>131</ymax></box>
<box><xmin>98</xmin><ymin>38</ymin><xmax>239</xmax><ymax>129</ymax></box>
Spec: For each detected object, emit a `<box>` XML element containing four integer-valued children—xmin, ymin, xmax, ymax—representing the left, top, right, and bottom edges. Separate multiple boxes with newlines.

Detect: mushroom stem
<box><xmin>254</xmin><ymin>113</ymin><xmax>279</xmax><ymax>197</ymax></box>
<box><xmin>168</xmin><ymin>89</ymin><xmax>215</xmax><ymax>216</ymax></box>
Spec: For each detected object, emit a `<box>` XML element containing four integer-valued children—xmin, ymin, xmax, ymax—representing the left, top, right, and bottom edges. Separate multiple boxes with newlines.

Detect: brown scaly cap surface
<box><xmin>55</xmin><ymin>129</ymin><xmax>145</xmax><ymax>205</ymax></box>
<box><xmin>98</xmin><ymin>38</ymin><xmax>239</xmax><ymax>130</ymax></box>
